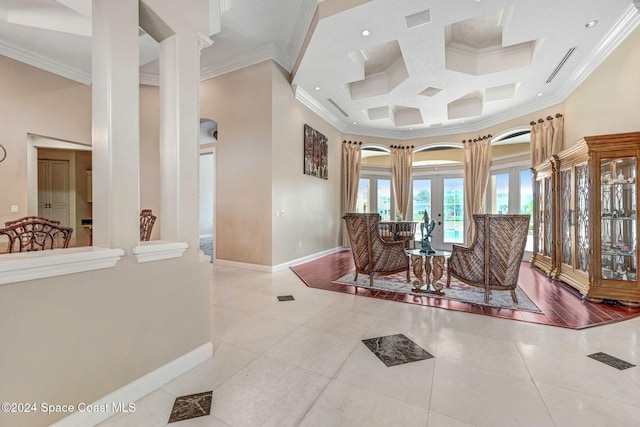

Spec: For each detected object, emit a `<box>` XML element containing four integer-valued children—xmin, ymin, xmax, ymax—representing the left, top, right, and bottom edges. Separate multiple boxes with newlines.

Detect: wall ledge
<box><xmin>132</xmin><ymin>241</ymin><xmax>188</xmax><ymax>263</ymax></box>
<box><xmin>0</xmin><ymin>247</ymin><xmax>124</xmax><ymax>285</ymax></box>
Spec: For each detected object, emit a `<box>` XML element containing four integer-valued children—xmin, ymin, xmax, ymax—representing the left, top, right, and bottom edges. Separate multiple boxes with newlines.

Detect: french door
<box><xmin>412</xmin><ymin>175</ymin><xmax>465</xmax><ymax>252</ymax></box>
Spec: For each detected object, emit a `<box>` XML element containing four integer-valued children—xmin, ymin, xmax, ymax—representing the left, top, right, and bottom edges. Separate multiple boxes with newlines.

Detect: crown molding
<box><xmin>140</xmin><ymin>72</ymin><xmax>160</xmax><ymax>86</ymax></box>
<box><xmin>287</xmin><ymin>0</ymin><xmax>317</xmax><ymax>61</ymax></box>
<box><xmin>0</xmin><ymin>39</ymin><xmax>91</xmax><ymax>85</ymax></box>
<box><xmin>293</xmin><ymin>85</ymin><xmax>347</xmax><ymax>131</ymax></box>
<box><xmin>199</xmin><ymin>43</ymin><xmax>291</xmax><ymax>81</ymax></box>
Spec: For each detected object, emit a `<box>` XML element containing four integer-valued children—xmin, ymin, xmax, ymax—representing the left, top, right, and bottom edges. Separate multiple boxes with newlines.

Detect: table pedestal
<box><xmin>410</xmin><ymin>254</ymin><xmax>446</xmax><ymax>295</ymax></box>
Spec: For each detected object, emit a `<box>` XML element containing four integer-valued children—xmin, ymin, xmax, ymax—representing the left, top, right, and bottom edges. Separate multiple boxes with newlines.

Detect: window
<box><xmin>443</xmin><ymin>177</ymin><xmax>464</xmax><ymax>243</ymax></box>
<box><xmin>490</xmin><ymin>173</ymin><xmax>510</xmax><ymax>214</ymax></box>
<box><xmin>357</xmin><ymin>175</ymin><xmax>394</xmax><ymax>218</ymax></box>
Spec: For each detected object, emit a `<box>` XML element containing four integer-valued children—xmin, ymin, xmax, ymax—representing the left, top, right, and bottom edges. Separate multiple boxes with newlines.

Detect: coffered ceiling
<box><xmin>1</xmin><ymin>0</ymin><xmax>639</xmax><ymax>139</ymax></box>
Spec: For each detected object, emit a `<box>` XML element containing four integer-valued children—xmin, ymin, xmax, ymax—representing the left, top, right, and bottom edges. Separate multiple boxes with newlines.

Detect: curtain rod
<box><xmin>342</xmin><ymin>140</ymin><xmax>362</xmax><ymax>145</ymax></box>
<box><xmin>389</xmin><ymin>145</ymin><xmax>414</xmax><ymax>149</ymax></box>
<box><xmin>529</xmin><ymin>113</ymin><xmax>563</xmax><ymax>126</ymax></box>
<box><xmin>462</xmin><ymin>134</ymin><xmax>492</xmax><ymax>144</ymax></box>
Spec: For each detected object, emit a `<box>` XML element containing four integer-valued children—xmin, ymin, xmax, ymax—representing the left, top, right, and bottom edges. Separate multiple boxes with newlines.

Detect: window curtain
<box><xmin>391</xmin><ymin>145</ymin><xmax>413</xmax><ymax>220</ymax></box>
<box><xmin>342</xmin><ymin>140</ymin><xmax>362</xmax><ymax>247</ymax></box>
<box><xmin>531</xmin><ymin>114</ymin><xmax>564</xmax><ymax>166</ymax></box>
<box><xmin>463</xmin><ymin>136</ymin><xmax>491</xmax><ymax>243</ymax></box>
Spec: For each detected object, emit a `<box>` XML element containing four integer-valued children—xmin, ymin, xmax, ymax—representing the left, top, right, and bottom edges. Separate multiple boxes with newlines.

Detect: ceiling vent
<box><xmin>634</xmin><ymin>0</ymin><xmax>640</xmax><ymax>12</ymax></box>
<box><xmin>327</xmin><ymin>99</ymin><xmax>349</xmax><ymax>117</ymax></box>
<box><xmin>546</xmin><ymin>47</ymin><xmax>576</xmax><ymax>84</ymax></box>
<box><xmin>406</xmin><ymin>9</ymin><xmax>431</xmax><ymax>29</ymax></box>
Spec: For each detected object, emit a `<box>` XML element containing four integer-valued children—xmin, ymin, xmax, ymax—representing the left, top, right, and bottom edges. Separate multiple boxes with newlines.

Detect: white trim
<box><xmin>132</xmin><ymin>241</ymin><xmax>188</xmax><ymax>263</ymax></box>
<box><xmin>214</xmin><ymin>247</ymin><xmax>343</xmax><ymax>272</ymax></box>
<box><xmin>51</xmin><ymin>342</ymin><xmax>213</xmax><ymax>427</ymax></box>
<box><xmin>0</xmin><ymin>247</ymin><xmax>124</xmax><ymax>285</ymax></box>
<box><xmin>0</xmin><ymin>39</ymin><xmax>92</xmax><ymax>85</ymax></box>
<box><xmin>199</xmin><ymin>234</ymin><xmax>213</xmax><ymax>239</ymax></box>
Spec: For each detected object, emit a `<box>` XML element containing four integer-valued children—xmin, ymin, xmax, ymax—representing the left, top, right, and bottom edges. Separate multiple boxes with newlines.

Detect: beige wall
<box><xmin>200</xmin><ymin>61</ymin><xmax>274</xmax><ymax>265</ymax></box>
<box><xmin>564</xmin><ymin>26</ymin><xmax>640</xmax><ymax>146</ymax></box>
<box><xmin>271</xmin><ymin>63</ymin><xmax>342</xmax><ymax>265</ymax></box>
<box><xmin>0</xmin><ymin>56</ymin><xmax>92</xmax><ymax>226</ymax></box>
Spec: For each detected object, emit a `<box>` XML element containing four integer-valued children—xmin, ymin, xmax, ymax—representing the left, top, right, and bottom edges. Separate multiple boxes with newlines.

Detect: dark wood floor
<box><xmin>290</xmin><ymin>250</ymin><xmax>640</xmax><ymax>329</ymax></box>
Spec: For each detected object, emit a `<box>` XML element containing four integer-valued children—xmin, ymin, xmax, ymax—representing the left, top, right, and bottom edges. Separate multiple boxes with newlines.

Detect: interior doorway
<box><xmin>199</xmin><ymin>118</ymin><xmax>217</xmax><ymax>261</ymax></box>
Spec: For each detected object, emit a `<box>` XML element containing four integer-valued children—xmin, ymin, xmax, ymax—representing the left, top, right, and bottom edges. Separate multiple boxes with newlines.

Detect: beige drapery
<box><xmin>463</xmin><ymin>135</ymin><xmax>491</xmax><ymax>243</ymax></box>
<box><xmin>391</xmin><ymin>145</ymin><xmax>413</xmax><ymax>220</ymax></box>
<box><xmin>530</xmin><ymin>114</ymin><xmax>564</xmax><ymax>166</ymax></box>
<box><xmin>342</xmin><ymin>140</ymin><xmax>362</xmax><ymax>247</ymax></box>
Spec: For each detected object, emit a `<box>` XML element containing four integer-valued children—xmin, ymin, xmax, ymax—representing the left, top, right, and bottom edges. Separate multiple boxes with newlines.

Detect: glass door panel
<box><xmin>356</xmin><ymin>178</ymin><xmax>369</xmax><ymax>213</ymax></box>
<box><xmin>520</xmin><ymin>169</ymin><xmax>534</xmax><ymax>252</ymax></box>
<box><xmin>412</xmin><ymin>179</ymin><xmax>431</xmax><ymax>241</ymax></box>
<box><xmin>601</xmin><ymin>157</ymin><xmax>637</xmax><ymax>281</ymax></box>
<box><xmin>443</xmin><ymin>177</ymin><xmax>464</xmax><ymax>244</ymax></box>
<box><xmin>377</xmin><ymin>179</ymin><xmax>391</xmax><ymax>220</ymax></box>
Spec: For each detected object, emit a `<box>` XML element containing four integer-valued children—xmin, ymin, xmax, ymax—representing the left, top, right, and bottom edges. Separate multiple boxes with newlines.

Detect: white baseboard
<box><xmin>51</xmin><ymin>342</ymin><xmax>213</xmax><ymax>427</ymax></box>
<box><xmin>214</xmin><ymin>246</ymin><xmax>344</xmax><ymax>272</ymax></box>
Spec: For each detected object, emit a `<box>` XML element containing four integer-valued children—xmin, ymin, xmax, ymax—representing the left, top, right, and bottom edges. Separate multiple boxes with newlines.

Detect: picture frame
<box><xmin>303</xmin><ymin>124</ymin><xmax>328</xmax><ymax>179</ymax></box>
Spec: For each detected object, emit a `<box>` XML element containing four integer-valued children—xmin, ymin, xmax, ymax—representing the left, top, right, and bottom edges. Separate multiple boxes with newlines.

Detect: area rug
<box><xmin>199</xmin><ymin>237</ymin><xmax>213</xmax><ymax>263</ymax></box>
<box><xmin>333</xmin><ymin>271</ymin><xmax>543</xmax><ymax>314</ymax></box>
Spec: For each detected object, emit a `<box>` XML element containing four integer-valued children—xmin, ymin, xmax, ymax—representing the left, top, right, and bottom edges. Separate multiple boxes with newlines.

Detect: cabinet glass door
<box><xmin>601</xmin><ymin>157</ymin><xmax>637</xmax><ymax>281</ymax></box>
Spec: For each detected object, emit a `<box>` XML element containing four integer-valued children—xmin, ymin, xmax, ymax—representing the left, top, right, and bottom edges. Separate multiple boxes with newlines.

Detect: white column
<box><xmin>159</xmin><ymin>33</ymin><xmax>201</xmax><ymax>247</ymax></box>
<box><xmin>91</xmin><ymin>0</ymin><xmax>140</xmax><ymax>249</ymax></box>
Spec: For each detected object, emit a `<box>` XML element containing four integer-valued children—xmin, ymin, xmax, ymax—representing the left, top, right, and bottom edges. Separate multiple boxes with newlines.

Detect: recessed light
<box><xmin>409</xmin><ymin>127</ymin><xmax>414</xmax><ymax>130</ymax></box>
<box><xmin>586</xmin><ymin>20</ymin><xmax>598</xmax><ymax>28</ymax></box>
<box><xmin>361</xmin><ymin>29</ymin><xmax>370</xmax><ymax>36</ymax></box>
<box><xmin>353</xmin><ymin>121</ymin><xmax>357</xmax><ymax>125</ymax></box>
<box><xmin>461</xmin><ymin>120</ymin><xmax>466</xmax><ymax>123</ymax></box>
<box><xmin>537</xmin><ymin>92</ymin><xmax>544</xmax><ymax>96</ymax></box>
<box><xmin>314</xmin><ymin>86</ymin><xmax>320</xmax><ymax>91</ymax></box>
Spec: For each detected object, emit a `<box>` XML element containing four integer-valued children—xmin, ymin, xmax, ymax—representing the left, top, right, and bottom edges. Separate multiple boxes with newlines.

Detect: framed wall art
<box><xmin>303</xmin><ymin>124</ymin><xmax>328</xmax><ymax>180</ymax></box>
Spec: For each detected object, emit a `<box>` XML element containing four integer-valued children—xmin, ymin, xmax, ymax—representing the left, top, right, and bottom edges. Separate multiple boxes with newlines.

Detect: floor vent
<box><xmin>546</xmin><ymin>47</ymin><xmax>576</xmax><ymax>83</ymax></box>
<box><xmin>327</xmin><ymin>98</ymin><xmax>349</xmax><ymax>117</ymax></box>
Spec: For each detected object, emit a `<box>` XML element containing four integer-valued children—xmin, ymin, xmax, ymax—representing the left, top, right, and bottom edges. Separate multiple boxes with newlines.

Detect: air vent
<box><xmin>634</xmin><ymin>0</ymin><xmax>640</xmax><ymax>12</ymax></box>
<box><xmin>327</xmin><ymin>98</ymin><xmax>349</xmax><ymax>117</ymax></box>
<box><xmin>546</xmin><ymin>47</ymin><xmax>576</xmax><ymax>83</ymax></box>
<box><xmin>406</xmin><ymin>9</ymin><xmax>431</xmax><ymax>28</ymax></box>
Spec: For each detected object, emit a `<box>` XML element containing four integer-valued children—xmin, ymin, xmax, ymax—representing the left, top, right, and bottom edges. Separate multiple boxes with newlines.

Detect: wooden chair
<box><xmin>0</xmin><ymin>216</ymin><xmax>73</xmax><ymax>253</ymax></box>
<box><xmin>344</xmin><ymin>213</ymin><xmax>410</xmax><ymax>287</ymax></box>
<box><xmin>140</xmin><ymin>209</ymin><xmax>156</xmax><ymax>241</ymax></box>
<box><xmin>447</xmin><ymin>214</ymin><xmax>530</xmax><ymax>303</ymax></box>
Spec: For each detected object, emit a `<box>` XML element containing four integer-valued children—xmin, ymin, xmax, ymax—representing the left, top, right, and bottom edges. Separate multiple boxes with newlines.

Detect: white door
<box><xmin>38</xmin><ymin>159</ymin><xmax>70</xmax><ymax>226</ymax></box>
<box><xmin>413</xmin><ymin>175</ymin><xmax>465</xmax><ymax>252</ymax></box>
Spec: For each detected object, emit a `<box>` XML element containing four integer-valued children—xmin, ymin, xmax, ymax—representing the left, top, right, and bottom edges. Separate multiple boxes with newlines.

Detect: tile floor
<box><xmin>101</xmin><ymin>264</ymin><xmax>640</xmax><ymax>426</ymax></box>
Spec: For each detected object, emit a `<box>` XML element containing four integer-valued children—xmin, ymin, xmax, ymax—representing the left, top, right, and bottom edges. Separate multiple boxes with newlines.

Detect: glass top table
<box><xmin>405</xmin><ymin>249</ymin><xmax>451</xmax><ymax>295</ymax></box>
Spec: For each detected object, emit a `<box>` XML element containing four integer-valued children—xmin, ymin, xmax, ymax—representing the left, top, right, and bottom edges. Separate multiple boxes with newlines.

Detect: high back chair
<box><xmin>140</xmin><ymin>209</ymin><xmax>157</xmax><ymax>241</ymax></box>
<box><xmin>343</xmin><ymin>213</ymin><xmax>410</xmax><ymax>287</ymax></box>
<box><xmin>447</xmin><ymin>214</ymin><xmax>530</xmax><ymax>303</ymax></box>
<box><xmin>0</xmin><ymin>216</ymin><xmax>73</xmax><ymax>253</ymax></box>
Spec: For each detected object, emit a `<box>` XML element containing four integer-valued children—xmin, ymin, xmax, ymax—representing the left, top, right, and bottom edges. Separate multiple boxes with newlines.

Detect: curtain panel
<box><xmin>463</xmin><ymin>136</ymin><xmax>491</xmax><ymax>243</ymax></box>
<box><xmin>391</xmin><ymin>145</ymin><xmax>413</xmax><ymax>220</ymax></box>
<box><xmin>531</xmin><ymin>114</ymin><xmax>564</xmax><ymax>166</ymax></box>
<box><xmin>342</xmin><ymin>141</ymin><xmax>362</xmax><ymax>247</ymax></box>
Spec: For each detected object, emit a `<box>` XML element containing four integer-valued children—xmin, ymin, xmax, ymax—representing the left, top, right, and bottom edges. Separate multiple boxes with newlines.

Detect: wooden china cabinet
<box><xmin>532</xmin><ymin>131</ymin><xmax>640</xmax><ymax>307</ymax></box>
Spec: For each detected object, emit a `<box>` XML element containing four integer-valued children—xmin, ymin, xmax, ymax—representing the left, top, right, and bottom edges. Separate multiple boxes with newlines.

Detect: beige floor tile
<box><xmin>537</xmin><ymin>381</ymin><xmax>640</xmax><ymax>427</ymax></box>
<box><xmin>430</xmin><ymin>360</ymin><xmax>554</xmax><ymax>427</ymax></box>
<box><xmin>210</xmin><ymin>355</ymin><xmax>330</xmax><ymax>427</ymax></box>
<box><xmin>220</xmin><ymin>314</ymin><xmax>299</xmax><ymax>353</ymax></box>
<box><xmin>257</xmin><ymin>299</ymin><xmax>327</xmax><ymax>325</ymax></box>
<box><xmin>265</xmin><ymin>326</ymin><xmax>359</xmax><ymax>377</ymax></box>
<box><xmin>99</xmin><ymin>389</ymin><xmax>175</xmax><ymax>426</ymax></box>
<box><xmin>304</xmin><ymin>306</ymin><xmax>378</xmax><ymax>339</ymax></box>
<box><xmin>298</xmin><ymin>379</ymin><xmax>429</xmax><ymax>427</ymax></box>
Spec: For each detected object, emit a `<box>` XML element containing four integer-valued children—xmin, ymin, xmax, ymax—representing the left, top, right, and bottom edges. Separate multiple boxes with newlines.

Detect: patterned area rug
<box><xmin>333</xmin><ymin>271</ymin><xmax>543</xmax><ymax>314</ymax></box>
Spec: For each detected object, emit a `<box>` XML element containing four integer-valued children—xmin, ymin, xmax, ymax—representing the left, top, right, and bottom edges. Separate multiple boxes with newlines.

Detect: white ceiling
<box><xmin>1</xmin><ymin>0</ymin><xmax>639</xmax><ymax>139</ymax></box>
